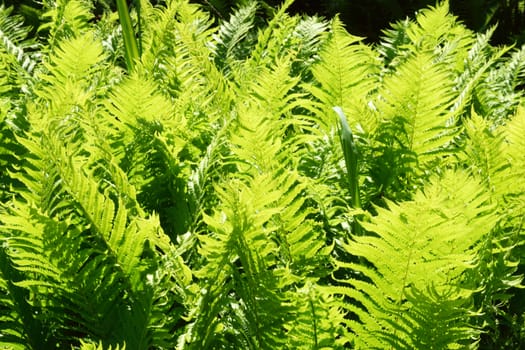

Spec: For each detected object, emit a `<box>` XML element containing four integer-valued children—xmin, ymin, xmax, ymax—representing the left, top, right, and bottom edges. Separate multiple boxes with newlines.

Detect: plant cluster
<box><xmin>0</xmin><ymin>0</ymin><xmax>525</xmax><ymax>349</ymax></box>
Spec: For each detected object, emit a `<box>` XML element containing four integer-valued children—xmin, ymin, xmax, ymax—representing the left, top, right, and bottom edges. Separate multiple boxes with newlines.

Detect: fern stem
<box><xmin>116</xmin><ymin>0</ymin><xmax>140</xmax><ymax>72</ymax></box>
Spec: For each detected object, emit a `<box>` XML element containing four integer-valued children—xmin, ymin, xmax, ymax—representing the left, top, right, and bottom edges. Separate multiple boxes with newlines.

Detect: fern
<box><xmin>450</xmin><ymin>27</ymin><xmax>509</xmax><ymax>118</ymax></box>
<box><xmin>307</xmin><ymin>17</ymin><xmax>379</xmax><ymax>132</ymax></box>
<box><xmin>474</xmin><ymin>45</ymin><xmax>525</xmax><ymax>125</ymax></box>
<box><xmin>377</xmin><ymin>18</ymin><xmax>412</xmax><ymax>73</ymax></box>
<box><xmin>1</xmin><ymin>29</ymin><xmax>186</xmax><ymax>349</ymax></box>
<box><xmin>286</xmin><ymin>283</ymin><xmax>349</xmax><ymax>349</ymax></box>
<box><xmin>77</xmin><ymin>341</ymin><xmax>126</xmax><ymax>350</ymax></box>
<box><xmin>377</xmin><ymin>50</ymin><xmax>458</xmax><ymax>165</ymax></box>
<box><xmin>39</xmin><ymin>0</ymin><xmax>94</xmax><ymax>46</ymax></box>
<box><xmin>0</xmin><ymin>4</ymin><xmax>39</xmax><ymax>204</ymax></box>
<box><xmin>460</xmin><ymin>109</ymin><xmax>525</xmax><ymax>347</ymax></box>
<box><xmin>0</xmin><ymin>1</ymin><xmax>524</xmax><ymax>348</ymax></box>
<box><xmin>102</xmin><ymin>72</ymin><xmax>195</xmax><ymax>238</ymax></box>
<box><xmin>335</xmin><ymin>169</ymin><xmax>495</xmax><ymax>348</ymax></box>
<box><xmin>211</xmin><ymin>1</ymin><xmax>258</xmax><ymax>75</ymax></box>
<box><xmin>0</xmin><ymin>5</ymin><xmax>38</xmax><ymax>75</ymax></box>
<box><xmin>246</xmin><ymin>0</ymin><xmax>295</xmax><ymax>68</ymax></box>
<box><xmin>184</xmin><ymin>56</ymin><xmax>337</xmax><ymax>347</ymax></box>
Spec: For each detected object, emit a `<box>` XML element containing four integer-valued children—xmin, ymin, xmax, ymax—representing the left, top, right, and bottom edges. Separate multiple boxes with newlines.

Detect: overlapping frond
<box><xmin>102</xmin><ymin>72</ymin><xmax>196</xmax><ymax>238</ymax></box>
<box><xmin>458</xmin><ymin>108</ymin><xmax>525</xmax><ymax>347</ymax></box>
<box><xmin>184</xmin><ymin>55</ymin><xmax>338</xmax><ymax>347</ymax></box>
<box><xmin>170</xmin><ymin>0</ymin><xmax>232</xmax><ymax>115</ymax></box>
<box><xmin>461</xmin><ymin>112</ymin><xmax>511</xmax><ymax>198</ymax></box>
<box><xmin>0</xmin><ymin>5</ymin><xmax>39</xmax><ymax>75</ymax></box>
<box><xmin>377</xmin><ymin>1</ymin><xmax>473</xmax><ymax>75</ymax></box>
<box><xmin>334</xmin><ymin>169</ymin><xmax>495</xmax><ymax>349</ymax></box>
<box><xmin>503</xmin><ymin>107</ymin><xmax>525</xmax><ymax>198</ymax></box>
<box><xmin>307</xmin><ymin>17</ymin><xmax>379</xmax><ymax>132</ymax></box>
<box><xmin>211</xmin><ymin>1</ymin><xmax>258</xmax><ymax>75</ymax></box>
<box><xmin>0</xmin><ymin>30</ymin><xmax>186</xmax><ymax>349</ymax></box>
<box><xmin>474</xmin><ymin>45</ymin><xmax>525</xmax><ymax>124</ymax></box>
<box><xmin>378</xmin><ymin>50</ymin><xmax>458</xmax><ymax>164</ymax></box>
<box><xmin>0</xmin><ymin>5</ymin><xmax>40</xmax><ymax>203</ymax></box>
<box><xmin>286</xmin><ymin>283</ymin><xmax>349</xmax><ymax>349</ymax></box>
<box><xmin>247</xmin><ymin>0</ymin><xmax>295</xmax><ymax>68</ymax></box>
<box><xmin>39</xmin><ymin>0</ymin><xmax>94</xmax><ymax>45</ymax></box>
<box><xmin>451</xmin><ymin>27</ymin><xmax>508</xmax><ymax>118</ymax></box>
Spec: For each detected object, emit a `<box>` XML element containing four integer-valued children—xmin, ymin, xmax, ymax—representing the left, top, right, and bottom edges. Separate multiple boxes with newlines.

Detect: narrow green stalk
<box><xmin>116</xmin><ymin>0</ymin><xmax>140</xmax><ymax>72</ymax></box>
<box><xmin>333</xmin><ymin>106</ymin><xmax>362</xmax><ymax>234</ymax></box>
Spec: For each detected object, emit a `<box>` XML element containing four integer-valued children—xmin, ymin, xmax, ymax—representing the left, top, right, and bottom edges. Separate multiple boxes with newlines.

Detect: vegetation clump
<box><xmin>0</xmin><ymin>1</ymin><xmax>525</xmax><ymax>348</ymax></box>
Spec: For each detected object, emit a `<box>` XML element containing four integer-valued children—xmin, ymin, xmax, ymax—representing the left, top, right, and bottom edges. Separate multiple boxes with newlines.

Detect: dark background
<box><xmin>4</xmin><ymin>0</ymin><xmax>525</xmax><ymax>45</ymax></box>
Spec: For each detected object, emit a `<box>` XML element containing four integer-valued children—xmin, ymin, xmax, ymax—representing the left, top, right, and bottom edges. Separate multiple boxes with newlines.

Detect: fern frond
<box><xmin>285</xmin><ymin>283</ymin><xmax>350</xmax><ymax>349</ymax></box>
<box><xmin>377</xmin><ymin>2</ymin><xmax>473</xmax><ymax>76</ymax></box>
<box><xmin>298</xmin><ymin>131</ymin><xmax>354</xmax><ymax>245</ymax></box>
<box><xmin>0</xmin><ymin>5</ymin><xmax>39</xmax><ymax>75</ymax></box>
<box><xmin>0</xmin><ymin>6</ymin><xmax>41</xmax><ymax>202</ymax></box>
<box><xmin>135</xmin><ymin>0</ymin><xmax>234</xmax><ymax>170</ymax></box>
<box><xmin>187</xmin><ymin>119</ymin><xmax>232</xmax><ymax>234</ymax></box>
<box><xmin>188</xmin><ymin>60</ymin><xmax>334</xmax><ymax>347</ymax></box>
<box><xmin>139</xmin><ymin>0</ymin><xmax>182</xmax><ymax>88</ymax></box>
<box><xmin>458</xmin><ymin>108</ymin><xmax>525</xmax><ymax>346</ymax></box>
<box><xmin>289</xmin><ymin>16</ymin><xmax>329</xmax><ymax>78</ymax></box>
<box><xmin>377</xmin><ymin>18</ymin><xmax>412</xmax><ymax>73</ymax></box>
<box><xmin>6</xmin><ymin>114</ymin><xmax>154</xmax><ymax>349</ymax></box>
<box><xmin>170</xmin><ymin>0</ymin><xmax>232</xmax><ymax>112</ymax></box>
<box><xmin>474</xmin><ymin>45</ymin><xmax>525</xmax><ymax>124</ymax></box>
<box><xmin>504</xmin><ymin>107</ymin><xmax>525</xmax><ymax>197</ymax></box>
<box><xmin>378</xmin><ymin>50</ymin><xmax>459</xmax><ymax>164</ymax></box>
<box><xmin>247</xmin><ymin>0</ymin><xmax>295</xmax><ymax>67</ymax></box>
<box><xmin>1</xmin><ymin>203</ymin><xmax>116</xmax><ymax>347</ymax></box>
<box><xmin>451</xmin><ymin>27</ymin><xmax>509</xmax><ymax>118</ymax></box>
<box><xmin>307</xmin><ymin>17</ymin><xmax>379</xmax><ymax>132</ymax></box>
<box><xmin>405</xmin><ymin>1</ymin><xmax>462</xmax><ymax>51</ymax></box>
<box><xmin>211</xmin><ymin>1</ymin><xmax>258</xmax><ymax>75</ymax></box>
<box><xmin>461</xmin><ymin>111</ymin><xmax>512</xmax><ymax>198</ymax></box>
<box><xmin>193</xmin><ymin>172</ymin><xmax>327</xmax><ymax>349</ymax></box>
<box><xmin>0</xmin><ymin>28</ymin><xmax>187</xmax><ymax>348</ymax></box>
<box><xmin>74</xmin><ymin>117</ymin><xmax>188</xmax><ymax>347</ymax></box>
<box><xmin>33</xmin><ymin>33</ymin><xmax>106</xmax><ymax>123</ymax></box>
<box><xmin>103</xmin><ymin>73</ymin><xmax>195</xmax><ymax>237</ymax></box>
<box><xmin>39</xmin><ymin>0</ymin><xmax>94</xmax><ymax>45</ymax></box>
<box><xmin>361</xmin><ymin>47</ymin><xmax>461</xmax><ymax>203</ymax></box>
<box><xmin>0</xmin><ymin>230</ymin><xmax>47</xmax><ymax>349</ymax></box>
<box><xmin>335</xmin><ymin>169</ymin><xmax>495</xmax><ymax>348</ymax></box>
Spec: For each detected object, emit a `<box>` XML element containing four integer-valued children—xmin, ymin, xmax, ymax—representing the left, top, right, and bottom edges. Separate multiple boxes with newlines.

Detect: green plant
<box><xmin>0</xmin><ymin>1</ymin><xmax>524</xmax><ymax>349</ymax></box>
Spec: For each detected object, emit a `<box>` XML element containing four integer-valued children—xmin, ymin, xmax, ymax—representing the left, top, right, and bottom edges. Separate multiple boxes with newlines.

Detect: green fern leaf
<box><xmin>335</xmin><ymin>169</ymin><xmax>495</xmax><ymax>348</ymax></box>
<box><xmin>0</xmin><ymin>5</ymin><xmax>38</xmax><ymax>75</ymax></box>
<box><xmin>39</xmin><ymin>0</ymin><xmax>94</xmax><ymax>46</ymax></box>
<box><xmin>378</xmin><ymin>50</ymin><xmax>459</xmax><ymax>164</ymax></box>
<box><xmin>461</xmin><ymin>111</ymin><xmax>512</xmax><ymax>197</ymax></box>
<box><xmin>504</xmin><ymin>107</ymin><xmax>525</xmax><ymax>196</ymax></box>
<box><xmin>307</xmin><ymin>17</ymin><xmax>379</xmax><ymax>132</ymax></box>
<box><xmin>451</xmin><ymin>27</ymin><xmax>509</xmax><ymax>118</ymax></box>
<box><xmin>474</xmin><ymin>45</ymin><xmax>525</xmax><ymax>124</ymax></box>
<box><xmin>211</xmin><ymin>1</ymin><xmax>258</xmax><ymax>75</ymax></box>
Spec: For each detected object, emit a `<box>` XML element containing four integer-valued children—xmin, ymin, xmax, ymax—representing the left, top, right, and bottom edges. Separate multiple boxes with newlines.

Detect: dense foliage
<box><xmin>7</xmin><ymin>0</ymin><xmax>525</xmax><ymax>45</ymax></box>
<box><xmin>1</xmin><ymin>0</ymin><xmax>525</xmax><ymax>349</ymax></box>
